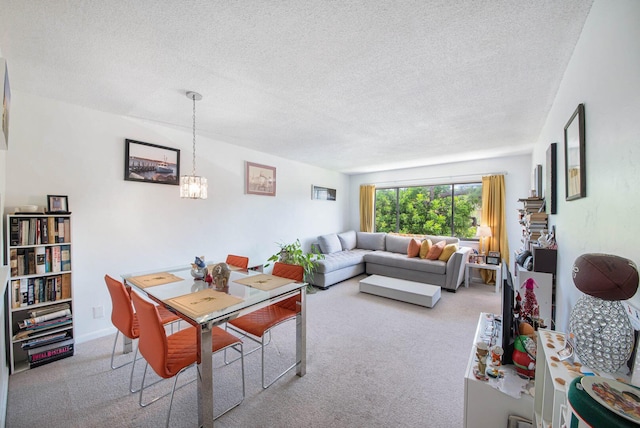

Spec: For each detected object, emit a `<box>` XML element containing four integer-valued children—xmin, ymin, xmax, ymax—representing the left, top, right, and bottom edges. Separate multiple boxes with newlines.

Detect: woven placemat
<box><xmin>127</xmin><ymin>272</ymin><xmax>183</xmax><ymax>289</ymax></box>
<box><xmin>165</xmin><ymin>288</ymin><xmax>244</xmax><ymax>319</ymax></box>
<box><xmin>233</xmin><ymin>274</ymin><xmax>295</xmax><ymax>291</ymax></box>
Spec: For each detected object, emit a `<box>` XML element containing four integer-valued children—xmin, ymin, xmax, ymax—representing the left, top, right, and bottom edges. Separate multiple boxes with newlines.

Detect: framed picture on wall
<box><xmin>245</xmin><ymin>161</ymin><xmax>276</xmax><ymax>196</ymax></box>
<box><xmin>124</xmin><ymin>139</ymin><xmax>180</xmax><ymax>185</ymax></box>
<box><xmin>564</xmin><ymin>104</ymin><xmax>586</xmax><ymax>201</ymax></box>
<box><xmin>312</xmin><ymin>185</ymin><xmax>336</xmax><ymax>201</ymax></box>
<box><xmin>546</xmin><ymin>143</ymin><xmax>557</xmax><ymax>214</ymax></box>
<box><xmin>0</xmin><ymin>58</ymin><xmax>10</xmax><ymax>149</ymax></box>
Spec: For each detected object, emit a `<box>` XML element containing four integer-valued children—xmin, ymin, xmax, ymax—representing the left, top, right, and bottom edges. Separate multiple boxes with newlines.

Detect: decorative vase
<box><xmin>569</xmin><ymin>294</ymin><xmax>634</xmax><ymax>373</ymax></box>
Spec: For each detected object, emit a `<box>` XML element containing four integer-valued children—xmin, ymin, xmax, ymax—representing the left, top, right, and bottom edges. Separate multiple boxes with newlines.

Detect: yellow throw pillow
<box><xmin>426</xmin><ymin>240</ymin><xmax>446</xmax><ymax>260</ymax></box>
<box><xmin>419</xmin><ymin>239</ymin><xmax>433</xmax><ymax>259</ymax></box>
<box><xmin>438</xmin><ymin>243</ymin><xmax>459</xmax><ymax>261</ymax></box>
<box><xmin>407</xmin><ymin>238</ymin><xmax>422</xmax><ymax>258</ymax></box>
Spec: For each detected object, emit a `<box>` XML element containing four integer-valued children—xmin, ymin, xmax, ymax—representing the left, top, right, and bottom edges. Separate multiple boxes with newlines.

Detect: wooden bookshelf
<box><xmin>5</xmin><ymin>213</ymin><xmax>74</xmax><ymax>373</ymax></box>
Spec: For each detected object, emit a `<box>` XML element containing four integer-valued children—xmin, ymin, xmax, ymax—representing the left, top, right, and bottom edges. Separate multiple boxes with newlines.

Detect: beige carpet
<box><xmin>6</xmin><ymin>275</ymin><xmax>500</xmax><ymax>428</ymax></box>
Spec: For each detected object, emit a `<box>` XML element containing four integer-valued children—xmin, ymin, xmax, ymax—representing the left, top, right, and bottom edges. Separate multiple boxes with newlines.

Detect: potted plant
<box><xmin>266</xmin><ymin>239</ymin><xmax>324</xmax><ymax>293</ymax></box>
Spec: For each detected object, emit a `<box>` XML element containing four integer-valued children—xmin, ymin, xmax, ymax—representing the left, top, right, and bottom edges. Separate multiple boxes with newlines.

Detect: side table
<box><xmin>465</xmin><ymin>261</ymin><xmax>502</xmax><ymax>293</ymax></box>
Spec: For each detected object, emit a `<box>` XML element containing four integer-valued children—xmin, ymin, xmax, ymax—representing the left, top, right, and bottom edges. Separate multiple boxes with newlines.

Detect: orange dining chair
<box><xmin>227</xmin><ymin>262</ymin><xmax>303</xmax><ymax>388</ymax></box>
<box><xmin>130</xmin><ymin>291</ymin><xmax>245</xmax><ymax>426</ymax></box>
<box><xmin>104</xmin><ymin>274</ymin><xmax>181</xmax><ymax>392</ymax></box>
<box><xmin>226</xmin><ymin>254</ymin><xmax>249</xmax><ymax>270</ymax></box>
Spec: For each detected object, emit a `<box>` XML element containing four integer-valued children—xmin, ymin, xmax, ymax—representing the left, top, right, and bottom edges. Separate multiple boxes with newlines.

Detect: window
<box><xmin>374</xmin><ymin>182</ymin><xmax>482</xmax><ymax>239</ymax></box>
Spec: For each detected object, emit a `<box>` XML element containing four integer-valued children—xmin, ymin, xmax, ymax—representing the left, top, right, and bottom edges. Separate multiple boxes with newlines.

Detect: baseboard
<box><xmin>75</xmin><ymin>327</ymin><xmax>116</xmax><ymax>345</ymax></box>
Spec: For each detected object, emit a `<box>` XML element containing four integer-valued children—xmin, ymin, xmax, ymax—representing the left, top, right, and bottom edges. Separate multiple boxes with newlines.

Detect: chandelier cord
<box><xmin>191</xmin><ymin>94</ymin><xmax>197</xmax><ymax>176</ymax></box>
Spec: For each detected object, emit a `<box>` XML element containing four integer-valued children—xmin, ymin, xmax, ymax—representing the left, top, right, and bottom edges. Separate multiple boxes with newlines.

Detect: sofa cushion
<box><xmin>364</xmin><ymin>251</ymin><xmax>447</xmax><ymax>275</ymax></box>
<box><xmin>407</xmin><ymin>238</ymin><xmax>421</xmax><ymax>257</ymax></box>
<box><xmin>313</xmin><ymin>249</ymin><xmax>370</xmax><ymax>273</ymax></box>
<box><xmin>438</xmin><ymin>243</ymin><xmax>459</xmax><ymax>261</ymax></box>
<box><xmin>419</xmin><ymin>239</ymin><xmax>432</xmax><ymax>259</ymax></box>
<box><xmin>318</xmin><ymin>233</ymin><xmax>342</xmax><ymax>254</ymax></box>
<box><xmin>385</xmin><ymin>234</ymin><xmax>412</xmax><ymax>254</ymax></box>
<box><xmin>356</xmin><ymin>232</ymin><xmax>386</xmax><ymax>251</ymax></box>
<box><xmin>337</xmin><ymin>230</ymin><xmax>357</xmax><ymax>251</ymax></box>
<box><xmin>425</xmin><ymin>235</ymin><xmax>459</xmax><ymax>246</ymax></box>
<box><xmin>426</xmin><ymin>240</ymin><xmax>446</xmax><ymax>260</ymax></box>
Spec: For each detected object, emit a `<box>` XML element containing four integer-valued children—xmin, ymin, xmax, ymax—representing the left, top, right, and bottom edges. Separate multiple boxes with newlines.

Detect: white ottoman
<box><xmin>359</xmin><ymin>275</ymin><xmax>441</xmax><ymax>308</ymax></box>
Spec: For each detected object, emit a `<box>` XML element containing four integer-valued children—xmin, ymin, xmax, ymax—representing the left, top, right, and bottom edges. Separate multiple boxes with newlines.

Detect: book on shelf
<box><xmin>19</xmin><ymin>279</ymin><xmax>28</xmax><ymax>307</ymax></box>
<box><xmin>47</xmin><ymin>217</ymin><xmax>56</xmax><ymax>244</ymax></box>
<box><xmin>45</xmin><ymin>247</ymin><xmax>51</xmax><ymax>272</ymax></box>
<box><xmin>9</xmin><ymin>249</ymin><xmax>17</xmax><ymax>276</ymax></box>
<box><xmin>60</xmin><ymin>245</ymin><xmax>71</xmax><ymax>271</ymax></box>
<box><xmin>21</xmin><ymin>331</ymin><xmax>70</xmax><ymax>350</ymax></box>
<box><xmin>30</xmin><ymin>349</ymin><xmax>74</xmax><ymax>368</ymax></box>
<box><xmin>19</xmin><ymin>315</ymin><xmax>72</xmax><ymax>332</ymax></box>
<box><xmin>63</xmin><ymin>218</ymin><xmax>70</xmax><ymax>242</ymax></box>
<box><xmin>28</xmin><ymin>218</ymin><xmax>37</xmax><ymax>245</ymax></box>
<box><xmin>20</xmin><ymin>309</ymin><xmax>72</xmax><ymax>329</ymax></box>
<box><xmin>51</xmin><ymin>246</ymin><xmax>61</xmax><ymax>272</ymax></box>
<box><xmin>61</xmin><ymin>274</ymin><xmax>72</xmax><ymax>300</ymax></box>
<box><xmin>35</xmin><ymin>246</ymin><xmax>46</xmax><ymax>274</ymax></box>
<box><xmin>28</xmin><ymin>338</ymin><xmax>74</xmax><ymax>367</ymax></box>
<box><xmin>9</xmin><ymin>217</ymin><xmax>19</xmax><ymax>246</ymax></box>
<box><xmin>29</xmin><ymin>302</ymin><xmax>70</xmax><ymax>318</ymax></box>
<box><xmin>40</xmin><ymin>218</ymin><xmax>49</xmax><ymax>244</ymax></box>
<box><xmin>16</xmin><ymin>249</ymin><xmax>25</xmax><ymax>275</ymax></box>
<box><xmin>27</xmin><ymin>248</ymin><xmax>36</xmax><ymax>275</ymax></box>
<box><xmin>57</xmin><ymin>217</ymin><xmax>65</xmax><ymax>243</ymax></box>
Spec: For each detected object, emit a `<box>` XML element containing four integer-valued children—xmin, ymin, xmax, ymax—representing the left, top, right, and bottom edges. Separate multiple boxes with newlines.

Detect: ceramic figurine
<box><xmin>209</xmin><ymin>262</ymin><xmax>231</xmax><ymax>291</ymax></box>
<box><xmin>190</xmin><ymin>256</ymin><xmax>207</xmax><ymax>279</ymax></box>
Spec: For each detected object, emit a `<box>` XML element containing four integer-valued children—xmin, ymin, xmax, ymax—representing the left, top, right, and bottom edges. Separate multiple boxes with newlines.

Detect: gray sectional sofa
<box><xmin>308</xmin><ymin>230</ymin><xmax>471</xmax><ymax>291</ymax></box>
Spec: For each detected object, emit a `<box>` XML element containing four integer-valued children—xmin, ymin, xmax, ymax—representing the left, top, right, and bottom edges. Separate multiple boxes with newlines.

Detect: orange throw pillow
<box><xmin>407</xmin><ymin>238</ymin><xmax>422</xmax><ymax>258</ymax></box>
<box><xmin>419</xmin><ymin>239</ymin><xmax>432</xmax><ymax>259</ymax></box>
<box><xmin>426</xmin><ymin>240</ymin><xmax>446</xmax><ymax>260</ymax></box>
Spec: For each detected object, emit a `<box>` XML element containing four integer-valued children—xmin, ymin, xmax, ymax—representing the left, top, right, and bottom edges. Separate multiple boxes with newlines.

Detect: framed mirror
<box><xmin>564</xmin><ymin>103</ymin><xmax>586</xmax><ymax>201</ymax></box>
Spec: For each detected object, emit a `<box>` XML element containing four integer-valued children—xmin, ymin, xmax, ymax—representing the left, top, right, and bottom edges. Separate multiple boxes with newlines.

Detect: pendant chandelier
<box><xmin>180</xmin><ymin>91</ymin><xmax>208</xmax><ymax>199</ymax></box>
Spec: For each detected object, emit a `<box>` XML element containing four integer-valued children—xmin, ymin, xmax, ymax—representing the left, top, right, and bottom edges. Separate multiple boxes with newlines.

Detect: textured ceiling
<box><xmin>0</xmin><ymin>1</ymin><xmax>593</xmax><ymax>174</ymax></box>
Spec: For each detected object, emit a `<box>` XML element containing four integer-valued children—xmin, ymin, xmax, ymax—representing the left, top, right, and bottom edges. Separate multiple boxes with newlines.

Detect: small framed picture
<box><xmin>47</xmin><ymin>195</ymin><xmax>69</xmax><ymax>213</ymax></box>
<box><xmin>476</xmin><ymin>255</ymin><xmax>486</xmax><ymax>264</ymax></box>
<box><xmin>486</xmin><ymin>256</ymin><xmax>500</xmax><ymax>265</ymax></box>
<box><xmin>245</xmin><ymin>161</ymin><xmax>276</xmax><ymax>196</ymax></box>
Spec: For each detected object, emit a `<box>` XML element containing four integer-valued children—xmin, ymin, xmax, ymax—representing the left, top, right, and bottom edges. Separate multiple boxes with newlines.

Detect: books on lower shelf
<box><xmin>28</xmin><ymin>338</ymin><xmax>74</xmax><ymax>368</ymax></box>
<box><xmin>13</xmin><ymin>305</ymin><xmax>73</xmax><ymax>341</ymax></box>
<box><xmin>21</xmin><ymin>331</ymin><xmax>71</xmax><ymax>350</ymax></box>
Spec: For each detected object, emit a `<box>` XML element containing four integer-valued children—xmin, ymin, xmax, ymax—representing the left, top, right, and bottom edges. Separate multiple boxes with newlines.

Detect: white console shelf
<box><xmin>533</xmin><ymin>329</ymin><xmax>632</xmax><ymax>428</ymax></box>
<box><xmin>464</xmin><ymin>313</ymin><xmax>533</xmax><ymax>428</ymax></box>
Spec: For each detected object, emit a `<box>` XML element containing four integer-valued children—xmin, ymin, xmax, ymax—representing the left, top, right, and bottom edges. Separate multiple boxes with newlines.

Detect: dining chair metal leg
<box><xmin>213</xmin><ymin>342</ymin><xmax>245</xmax><ymax>420</ymax></box>
<box><xmin>261</xmin><ymin>334</ymin><xmax>297</xmax><ymax>389</ymax></box>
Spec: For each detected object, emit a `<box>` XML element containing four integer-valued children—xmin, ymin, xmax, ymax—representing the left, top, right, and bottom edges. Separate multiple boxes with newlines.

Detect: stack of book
<box><xmin>27</xmin><ymin>337</ymin><xmax>74</xmax><ymax>368</ymax></box>
<box><xmin>13</xmin><ymin>303</ymin><xmax>73</xmax><ymax>341</ymax></box>
<box><xmin>517</xmin><ymin>197</ymin><xmax>548</xmax><ymax>247</ymax></box>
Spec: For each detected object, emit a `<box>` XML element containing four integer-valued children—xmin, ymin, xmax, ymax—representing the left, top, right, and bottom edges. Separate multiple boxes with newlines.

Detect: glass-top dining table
<box><xmin>121</xmin><ymin>263</ymin><xmax>307</xmax><ymax>428</ymax></box>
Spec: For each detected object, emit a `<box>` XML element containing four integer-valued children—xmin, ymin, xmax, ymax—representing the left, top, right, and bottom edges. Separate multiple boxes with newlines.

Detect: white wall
<box><xmin>348</xmin><ymin>154</ymin><xmax>532</xmax><ymax>259</ymax></box>
<box><xmin>4</xmin><ymin>92</ymin><xmax>349</xmax><ymax>342</ymax></box>
<box><xmin>530</xmin><ymin>0</ymin><xmax>640</xmax><ymax>331</ymax></box>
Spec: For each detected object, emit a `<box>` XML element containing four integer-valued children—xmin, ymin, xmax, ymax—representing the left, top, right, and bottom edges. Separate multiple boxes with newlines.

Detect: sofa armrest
<box><xmin>444</xmin><ymin>246</ymin><xmax>472</xmax><ymax>290</ymax></box>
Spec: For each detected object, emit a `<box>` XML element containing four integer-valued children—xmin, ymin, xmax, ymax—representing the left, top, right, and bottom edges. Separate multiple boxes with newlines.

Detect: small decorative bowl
<box><xmin>18</xmin><ymin>205</ymin><xmax>39</xmax><ymax>213</ymax></box>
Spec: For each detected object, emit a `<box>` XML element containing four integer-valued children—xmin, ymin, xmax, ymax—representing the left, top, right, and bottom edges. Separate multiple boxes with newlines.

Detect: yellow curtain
<box><xmin>359</xmin><ymin>184</ymin><xmax>376</xmax><ymax>232</ymax></box>
<box><xmin>480</xmin><ymin>175</ymin><xmax>509</xmax><ymax>284</ymax></box>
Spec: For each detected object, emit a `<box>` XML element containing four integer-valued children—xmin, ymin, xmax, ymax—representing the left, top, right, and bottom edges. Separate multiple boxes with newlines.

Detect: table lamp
<box><xmin>475</xmin><ymin>226</ymin><xmax>492</xmax><ymax>255</ymax></box>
